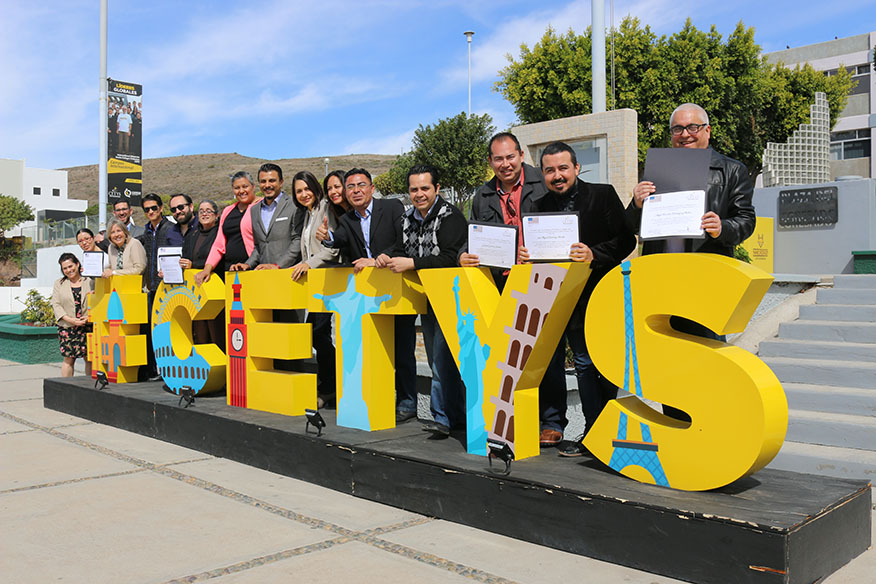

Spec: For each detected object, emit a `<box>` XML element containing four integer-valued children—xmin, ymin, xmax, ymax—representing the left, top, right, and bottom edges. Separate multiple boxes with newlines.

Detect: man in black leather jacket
<box><xmin>626</xmin><ymin>103</ymin><xmax>755</xmax><ymax>256</ymax></box>
<box><xmin>626</xmin><ymin>103</ymin><xmax>756</xmax><ymax>421</ymax></box>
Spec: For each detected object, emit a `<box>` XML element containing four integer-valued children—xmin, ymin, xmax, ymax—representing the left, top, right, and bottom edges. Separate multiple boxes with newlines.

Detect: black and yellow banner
<box><xmin>107</xmin><ymin>79</ymin><xmax>143</xmax><ymax>205</ymax></box>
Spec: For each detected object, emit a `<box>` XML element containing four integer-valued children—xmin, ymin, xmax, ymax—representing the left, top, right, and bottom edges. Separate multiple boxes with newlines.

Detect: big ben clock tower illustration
<box><xmin>228</xmin><ymin>273</ymin><xmax>248</xmax><ymax>407</ymax></box>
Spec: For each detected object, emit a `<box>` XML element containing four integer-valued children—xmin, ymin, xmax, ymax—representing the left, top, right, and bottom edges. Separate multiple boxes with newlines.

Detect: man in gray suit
<box><xmin>229</xmin><ymin>163</ymin><xmax>301</xmax><ymax>271</ymax></box>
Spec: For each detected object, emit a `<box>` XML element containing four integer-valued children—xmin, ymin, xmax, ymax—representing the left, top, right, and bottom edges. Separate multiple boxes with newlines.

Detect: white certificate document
<box><xmin>82</xmin><ymin>251</ymin><xmax>106</xmax><ymax>277</ymax></box>
<box><xmin>468</xmin><ymin>222</ymin><xmax>517</xmax><ymax>269</ymax></box>
<box><xmin>522</xmin><ymin>213</ymin><xmax>579</xmax><ymax>261</ymax></box>
<box><xmin>640</xmin><ymin>190</ymin><xmax>706</xmax><ymax>240</ymax></box>
<box><xmin>158</xmin><ymin>247</ymin><xmax>184</xmax><ymax>285</ymax></box>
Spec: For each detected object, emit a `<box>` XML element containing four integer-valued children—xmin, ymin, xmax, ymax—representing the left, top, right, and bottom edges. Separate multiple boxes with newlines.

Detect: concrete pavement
<box><xmin>1</xmin><ymin>359</ymin><xmax>872</xmax><ymax>583</ymax></box>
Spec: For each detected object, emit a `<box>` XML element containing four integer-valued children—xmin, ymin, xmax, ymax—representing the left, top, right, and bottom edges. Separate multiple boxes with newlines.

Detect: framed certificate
<box><xmin>82</xmin><ymin>251</ymin><xmax>106</xmax><ymax>277</ymax></box>
<box><xmin>640</xmin><ymin>190</ymin><xmax>707</xmax><ymax>240</ymax></box>
<box><xmin>158</xmin><ymin>246</ymin><xmax>184</xmax><ymax>285</ymax></box>
<box><xmin>521</xmin><ymin>212</ymin><xmax>579</xmax><ymax>261</ymax></box>
<box><xmin>467</xmin><ymin>222</ymin><xmax>518</xmax><ymax>269</ymax></box>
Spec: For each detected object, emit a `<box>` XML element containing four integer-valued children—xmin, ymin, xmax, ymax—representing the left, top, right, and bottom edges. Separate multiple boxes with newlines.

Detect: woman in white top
<box><xmin>291</xmin><ymin>170</ymin><xmax>340</xmax><ymax>408</ymax></box>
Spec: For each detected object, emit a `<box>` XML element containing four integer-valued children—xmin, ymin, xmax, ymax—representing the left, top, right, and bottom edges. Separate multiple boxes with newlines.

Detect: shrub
<box><xmin>17</xmin><ymin>289</ymin><xmax>55</xmax><ymax>327</ymax></box>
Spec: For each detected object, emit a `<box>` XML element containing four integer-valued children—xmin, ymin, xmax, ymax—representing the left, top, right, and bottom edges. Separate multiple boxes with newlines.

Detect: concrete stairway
<box><xmin>759</xmin><ymin>274</ymin><xmax>876</xmax><ymax>482</ymax></box>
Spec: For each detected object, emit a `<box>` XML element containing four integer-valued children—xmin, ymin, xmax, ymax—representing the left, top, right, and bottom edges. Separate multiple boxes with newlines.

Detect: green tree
<box><xmin>374</xmin><ymin>152</ymin><xmax>415</xmax><ymax>196</ymax></box>
<box><xmin>410</xmin><ymin>112</ymin><xmax>495</xmax><ymax>203</ymax></box>
<box><xmin>0</xmin><ymin>194</ymin><xmax>35</xmax><ymax>235</ymax></box>
<box><xmin>376</xmin><ymin>113</ymin><xmax>495</xmax><ymax>205</ymax></box>
<box><xmin>496</xmin><ymin>18</ymin><xmax>855</xmax><ymax>176</ymax></box>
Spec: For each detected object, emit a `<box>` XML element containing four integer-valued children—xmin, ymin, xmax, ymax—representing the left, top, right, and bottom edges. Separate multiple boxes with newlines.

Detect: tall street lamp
<box><xmin>464</xmin><ymin>31</ymin><xmax>475</xmax><ymax>115</ymax></box>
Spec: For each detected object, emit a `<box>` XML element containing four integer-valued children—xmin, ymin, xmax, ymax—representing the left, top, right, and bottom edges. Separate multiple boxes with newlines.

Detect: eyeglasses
<box><xmin>345</xmin><ymin>182</ymin><xmax>369</xmax><ymax>191</ymax></box>
<box><xmin>143</xmin><ymin>205</ymin><xmax>160</xmax><ymax>213</ymax></box>
<box><xmin>198</xmin><ymin>209</ymin><xmax>216</xmax><ymax>215</ymax></box>
<box><xmin>170</xmin><ymin>204</ymin><xmax>189</xmax><ymax>212</ymax></box>
<box><xmin>670</xmin><ymin>123</ymin><xmax>708</xmax><ymax>136</ymax></box>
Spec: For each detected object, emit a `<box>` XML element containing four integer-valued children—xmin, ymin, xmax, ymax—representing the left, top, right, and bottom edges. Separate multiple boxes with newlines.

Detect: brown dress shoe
<box><xmin>539</xmin><ymin>428</ymin><xmax>563</xmax><ymax>446</ymax></box>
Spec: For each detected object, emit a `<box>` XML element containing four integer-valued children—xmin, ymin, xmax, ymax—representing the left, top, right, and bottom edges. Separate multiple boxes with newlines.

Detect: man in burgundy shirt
<box><xmin>459</xmin><ymin>132</ymin><xmax>567</xmax><ymax>448</ymax></box>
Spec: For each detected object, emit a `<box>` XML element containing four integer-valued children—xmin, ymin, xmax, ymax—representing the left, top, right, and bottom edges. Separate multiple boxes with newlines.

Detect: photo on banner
<box><xmin>107</xmin><ymin>79</ymin><xmax>143</xmax><ymax>206</ymax></box>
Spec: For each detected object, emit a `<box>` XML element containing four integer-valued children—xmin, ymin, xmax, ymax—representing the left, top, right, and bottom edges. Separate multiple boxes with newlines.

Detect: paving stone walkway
<box><xmin>1</xmin><ymin>359</ymin><xmax>871</xmax><ymax>583</ymax></box>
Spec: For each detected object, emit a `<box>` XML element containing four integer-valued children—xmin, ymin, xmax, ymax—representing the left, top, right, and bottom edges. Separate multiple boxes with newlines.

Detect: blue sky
<box><xmin>1</xmin><ymin>0</ymin><xmax>874</xmax><ymax>170</ymax></box>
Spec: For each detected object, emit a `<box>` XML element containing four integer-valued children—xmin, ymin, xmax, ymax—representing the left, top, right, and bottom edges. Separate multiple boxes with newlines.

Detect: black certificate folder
<box><xmin>643</xmin><ymin>147</ymin><xmax>710</xmax><ymax>194</ymax></box>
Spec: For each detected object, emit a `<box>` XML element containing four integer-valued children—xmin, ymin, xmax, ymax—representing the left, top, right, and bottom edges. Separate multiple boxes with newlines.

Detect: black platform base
<box><xmin>44</xmin><ymin>377</ymin><xmax>871</xmax><ymax>584</ymax></box>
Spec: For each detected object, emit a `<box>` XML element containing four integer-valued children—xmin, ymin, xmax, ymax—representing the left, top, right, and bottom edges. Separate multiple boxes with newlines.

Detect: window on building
<box><xmin>824</xmin><ymin>64</ymin><xmax>870</xmax><ymax>96</ymax></box>
<box><xmin>52</xmin><ymin>188</ymin><xmax>60</xmax><ymax>197</ymax></box>
<box><xmin>830</xmin><ymin>129</ymin><xmax>872</xmax><ymax>160</ymax></box>
<box><xmin>850</xmin><ymin>64</ymin><xmax>870</xmax><ymax>96</ymax></box>
<box><xmin>33</xmin><ymin>187</ymin><xmax>40</xmax><ymax>195</ymax></box>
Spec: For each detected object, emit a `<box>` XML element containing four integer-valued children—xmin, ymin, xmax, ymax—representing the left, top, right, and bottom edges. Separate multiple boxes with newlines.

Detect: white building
<box><xmin>765</xmin><ymin>31</ymin><xmax>875</xmax><ymax>180</ymax></box>
<box><xmin>0</xmin><ymin>158</ymin><xmax>88</xmax><ymax>236</ymax></box>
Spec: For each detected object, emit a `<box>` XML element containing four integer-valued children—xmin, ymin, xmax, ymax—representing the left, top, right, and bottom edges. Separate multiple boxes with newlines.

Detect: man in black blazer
<box><xmin>520</xmin><ymin>142</ymin><xmax>637</xmax><ymax>457</ymax></box>
<box><xmin>316</xmin><ymin>168</ymin><xmax>416</xmax><ymax>423</ymax></box>
<box><xmin>317</xmin><ymin>168</ymin><xmax>404</xmax><ymax>271</ymax></box>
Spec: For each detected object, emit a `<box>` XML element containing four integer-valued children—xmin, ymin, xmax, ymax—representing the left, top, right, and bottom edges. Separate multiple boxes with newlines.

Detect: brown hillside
<box><xmin>63</xmin><ymin>152</ymin><xmax>397</xmax><ymax>223</ymax></box>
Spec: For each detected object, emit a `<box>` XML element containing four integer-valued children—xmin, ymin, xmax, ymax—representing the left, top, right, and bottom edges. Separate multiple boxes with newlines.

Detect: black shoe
<box><xmin>558</xmin><ymin>438</ymin><xmax>590</xmax><ymax>457</ymax></box>
<box><xmin>396</xmin><ymin>409</ymin><xmax>417</xmax><ymax>423</ymax></box>
<box><xmin>148</xmin><ymin>374</ymin><xmax>163</xmax><ymax>382</ymax></box>
<box><xmin>422</xmin><ymin>421</ymin><xmax>450</xmax><ymax>436</ymax></box>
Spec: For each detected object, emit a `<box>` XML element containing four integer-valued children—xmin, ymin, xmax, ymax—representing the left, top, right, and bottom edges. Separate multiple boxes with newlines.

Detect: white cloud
<box><xmin>344</xmin><ymin>128</ymin><xmax>415</xmax><ymax>155</ymax></box>
<box><xmin>441</xmin><ymin>0</ymin><xmax>692</xmax><ymax>89</ymax></box>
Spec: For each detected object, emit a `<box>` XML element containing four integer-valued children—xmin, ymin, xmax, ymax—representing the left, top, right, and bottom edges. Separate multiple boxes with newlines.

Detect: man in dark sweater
<box><xmin>521</xmin><ymin>142</ymin><xmax>637</xmax><ymax>456</ymax></box>
<box><xmin>379</xmin><ymin>165</ymin><xmax>467</xmax><ymax>436</ymax></box>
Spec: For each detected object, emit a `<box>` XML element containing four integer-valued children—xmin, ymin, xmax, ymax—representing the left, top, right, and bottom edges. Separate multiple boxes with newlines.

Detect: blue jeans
<box><xmin>565</xmin><ymin>329</ymin><xmax>616</xmax><ymax>434</ymax></box>
<box><xmin>395</xmin><ymin>315</ymin><xmax>418</xmax><ymax>414</ymax></box>
<box><xmin>421</xmin><ymin>306</ymin><xmax>464</xmax><ymax>428</ymax></box>
<box><xmin>540</xmin><ymin>328</ymin><xmax>617</xmax><ymax>435</ymax></box>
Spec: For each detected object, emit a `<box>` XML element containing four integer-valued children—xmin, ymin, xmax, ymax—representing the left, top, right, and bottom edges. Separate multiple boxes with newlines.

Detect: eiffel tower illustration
<box><xmin>607</xmin><ymin>261</ymin><xmax>670</xmax><ymax>487</ymax></box>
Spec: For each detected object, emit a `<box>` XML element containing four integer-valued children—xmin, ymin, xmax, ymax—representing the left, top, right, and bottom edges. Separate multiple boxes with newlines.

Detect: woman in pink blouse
<box><xmin>195</xmin><ymin>171</ymin><xmax>262</xmax><ymax>285</ymax></box>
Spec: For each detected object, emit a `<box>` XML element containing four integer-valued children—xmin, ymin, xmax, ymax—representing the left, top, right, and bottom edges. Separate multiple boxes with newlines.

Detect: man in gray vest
<box><xmin>229</xmin><ymin>163</ymin><xmax>301</xmax><ymax>271</ymax></box>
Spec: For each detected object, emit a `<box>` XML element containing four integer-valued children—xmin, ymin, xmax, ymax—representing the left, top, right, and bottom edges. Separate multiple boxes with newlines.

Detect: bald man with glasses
<box><xmin>626</xmin><ymin>103</ymin><xmax>756</xmax><ymax>422</ymax></box>
<box><xmin>626</xmin><ymin>103</ymin><xmax>755</xmax><ymax>258</ymax></box>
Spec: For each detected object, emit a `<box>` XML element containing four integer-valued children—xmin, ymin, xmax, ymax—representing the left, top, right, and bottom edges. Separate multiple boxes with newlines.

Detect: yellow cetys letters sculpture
<box><xmin>583</xmin><ymin>254</ymin><xmax>787</xmax><ymax>491</ymax></box>
<box><xmin>88</xmin><ymin>275</ymin><xmax>148</xmax><ymax>383</ymax></box>
<box><xmin>226</xmin><ymin>269</ymin><xmax>314</xmax><ymax>416</ymax></box>
<box><xmin>151</xmin><ymin>270</ymin><xmax>226</xmax><ymax>395</ymax></box>
<box><xmin>420</xmin><ymin>263</ymin><xmax>590</xmax><ymax>460</ymax></box>
<box><xmin>307</xmin><ymin>267</ymin><xmax>426</xmax><ymax>432</ymax></box>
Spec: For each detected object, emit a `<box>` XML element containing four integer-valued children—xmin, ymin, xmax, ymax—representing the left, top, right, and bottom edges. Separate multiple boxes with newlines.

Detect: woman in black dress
<box><xmin>52</xmin><ymin>253</ymin><xmax>94</xmax><ymax>377</ymax></box>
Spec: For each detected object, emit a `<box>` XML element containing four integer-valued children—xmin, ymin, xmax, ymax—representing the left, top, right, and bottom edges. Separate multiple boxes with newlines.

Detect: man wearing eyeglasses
<box><xmin>460</xmin><ymin>132</ymin><xmax>549</xmax><ymax>288</ymax></box>
<box><xmin>627</xmin><ymin>103</ymin><xmax>755</xmax><ymax>257</ymax></box>
<box><xmin>626</xmin><ymin>103</ymin><xmax>756</xmax><ymax>422</ymax></box>
<box><xmin>95</xmin><ymin>199</ymin><xmax>144</xmax><ymax>250</ymax></box>
<box><xmin>315</xmin><ymin>168</ymin><xmax>415</xmax><ymax>424</ymax></box>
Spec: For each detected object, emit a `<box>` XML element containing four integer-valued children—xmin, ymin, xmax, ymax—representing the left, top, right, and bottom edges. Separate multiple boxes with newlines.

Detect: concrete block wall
<box><xmin>512</xmin><ymin>109</ymin><xmax>639</xmax><ymax>206</ymax></box>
